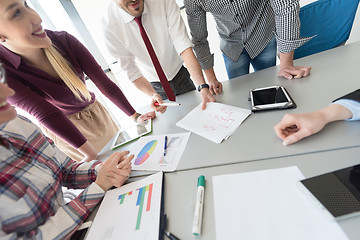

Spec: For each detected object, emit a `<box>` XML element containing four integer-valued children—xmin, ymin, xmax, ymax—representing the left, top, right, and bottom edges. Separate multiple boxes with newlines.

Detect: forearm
<box><xmin>39</xmin><ymin>182</ymin><xmax>104</xmax><ymax>240</ymax></box>
<box><xmin>89</xmin><ymin>70</ymin><xmax>136</xmax><ymax>117</ymax></box>
<box><xmin>203</xmin><ymin>67</ymin><xmax>218</xmax><ymax>84</ymax></box>
<box><xmin>36</xmin><ymin>113</ymin><xmax>88</xmax><ymax>149</ymax></box>
<box><xmin>61</xmin><ymin>150</ymin><xmax>101</xmax><ymax>188</ymax></box>
<box><xmin>279</xmin><ymin>51</ymin><xmax>294</xmax><ymax>68</ymax></box>
<box><xmin>77</xmin><ymin>141</ymin><xmax>98</xmax><ymax>162</ymax></box>
<box><xmin>319</xmin><ymin>104</ymin><xmax>353</xmax><ymax>124</ymax></box>
<box><xmin>180</xmin><ymin>48</ymin><xmax>206</xmax><ymax>86</ymax></box>
<box><xmin>133</xmin><ymin>76</ymin><xmax>158</xmax><ymax>97</ymax></box>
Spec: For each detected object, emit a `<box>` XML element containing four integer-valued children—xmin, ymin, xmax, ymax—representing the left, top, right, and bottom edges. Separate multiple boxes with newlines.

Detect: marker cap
<box><xmin>197</xmin><ymin>175</ymin><xmax>205</xmax><ymax>187</ymax></box>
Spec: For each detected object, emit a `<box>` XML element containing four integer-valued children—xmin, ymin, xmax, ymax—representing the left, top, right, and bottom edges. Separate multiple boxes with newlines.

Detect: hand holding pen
<box><xmin>151</xmin><ymin>93</ymin><xmax>167</xmax><ymax>114</ymax></box>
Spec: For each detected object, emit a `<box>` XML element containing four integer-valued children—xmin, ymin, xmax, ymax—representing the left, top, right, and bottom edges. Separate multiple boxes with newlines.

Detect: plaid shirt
<box><xmin>184</xmin><ymin>0</ymin><xmax>311</xmax><ymax>70</ymax></box>
<box><xmin>0</xmin><ymin>116</ymin><xmax>104</xmax><ymax>240</ymax></box>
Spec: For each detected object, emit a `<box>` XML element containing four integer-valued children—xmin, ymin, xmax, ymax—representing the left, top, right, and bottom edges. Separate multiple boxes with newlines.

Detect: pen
<box><xmin>154</xmin><ymin>102</ymin><xmax>181</xmax><ymax>106</ymax></box>
<box><xmin>162</xmin><ymin>214</ymin><xmax>180</xmax><ymax>240</ymax></box>
<box><xmin>164</xmin><ymin>136</ymin><xmax>168</xmax><ymax>156</ymax></box>
<box><xmin>192</xmin><ymin>175</ymin><xmax>205</xmax><ymax>236</ymax></box>
<box><xmin>164</xmin><ymin>230</ymin><xmax>180</xmax><ymax>240</ymax></box>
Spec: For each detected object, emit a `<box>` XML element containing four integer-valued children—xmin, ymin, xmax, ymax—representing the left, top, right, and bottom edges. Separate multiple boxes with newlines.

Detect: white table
<box><xmin>99</xmin><ymin>41</ymin><xmax>360</xmax><ymax>171</ymax></box>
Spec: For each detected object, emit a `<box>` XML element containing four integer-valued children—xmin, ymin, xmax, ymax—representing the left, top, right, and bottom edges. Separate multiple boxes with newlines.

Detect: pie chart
<box><xmin>134</xmin><ymin>140</ymin><xmax>158</xmax><ymax>165</ymax></box>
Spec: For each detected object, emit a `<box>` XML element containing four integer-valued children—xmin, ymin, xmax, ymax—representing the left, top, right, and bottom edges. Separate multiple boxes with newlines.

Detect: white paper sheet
<box><xmin>128</xmin><ymin>132</ymin><xmax>190</xmax><ymax>171</ymax></box>
<box><xmin>86</xmin><ymin>172</ymin><xmax>163</xmax><ymax>240</ymax></box>
<box><xmin>212</xmin><ymin>166</ymin><xmax>349</xmax><ymax>240</ymax></box>
<box><xmin>176</xmin><ymin>102</ymin><xmax>251</xmax><ymax>143</ymax></box>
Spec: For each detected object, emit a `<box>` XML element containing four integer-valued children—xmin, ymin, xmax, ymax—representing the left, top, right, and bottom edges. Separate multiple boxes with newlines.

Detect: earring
<box><xmin>0</xmin><ymin>37</ymin><xmax>6</xmax><ymax>43</ymax></box>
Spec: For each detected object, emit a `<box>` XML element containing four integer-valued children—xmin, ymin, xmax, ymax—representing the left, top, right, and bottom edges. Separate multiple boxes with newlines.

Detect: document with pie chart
<box><xmin>129</xmin><ymin>132</ymin><xmax>191</xmax><ymax>171</ymax></box>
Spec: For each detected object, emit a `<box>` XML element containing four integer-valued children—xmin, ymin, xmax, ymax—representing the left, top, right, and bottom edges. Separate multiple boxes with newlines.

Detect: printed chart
<box><xmin>134</xmin><ymin>140</ymin><xmax>158</xmax><ymax>165</ymax></box>
<box><xmin>130</xmin><ymin>132</ymin><xmax>191</xmax><ymax>171</ymax></box>
<box><xmin>86</xmin><ymin>172</ymin><xmax>163</xmax><ymax>240</ymax></box>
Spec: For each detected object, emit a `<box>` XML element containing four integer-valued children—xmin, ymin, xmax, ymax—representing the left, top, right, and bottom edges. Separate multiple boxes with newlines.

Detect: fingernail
<box><xmin>283</xmin><ymin>140</ymin><xmax>289</xmax><ymax>146</ymax></box>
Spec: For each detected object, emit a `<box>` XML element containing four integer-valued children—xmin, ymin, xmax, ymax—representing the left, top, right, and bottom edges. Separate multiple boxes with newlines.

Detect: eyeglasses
<box><xmin>0</xmin><ymin>63</ymin><xmax>7</xmax><ymax>84</ymax></box>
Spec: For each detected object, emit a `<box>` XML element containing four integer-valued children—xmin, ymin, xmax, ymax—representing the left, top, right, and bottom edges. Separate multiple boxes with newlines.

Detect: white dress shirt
<box><xmin>102</xmin><ymin>0</ymin><xmax>193</xmax><ymax>83</ymax></box>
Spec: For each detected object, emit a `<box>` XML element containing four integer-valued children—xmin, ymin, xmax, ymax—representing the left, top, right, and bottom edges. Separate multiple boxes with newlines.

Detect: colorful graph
<box><xmin>134</xmin><ymin>140</ymin><xmax>158</xmax><ymax>165</ymax></box>
<box><xmin>159</xmin><ymin>156</ymin><xmax>168</xmax><ymax>164</ymax></box>
<box><xmin>118</xmin><ymin>183</ymin><xmax>154</xmax><ymax>230</ymax></box>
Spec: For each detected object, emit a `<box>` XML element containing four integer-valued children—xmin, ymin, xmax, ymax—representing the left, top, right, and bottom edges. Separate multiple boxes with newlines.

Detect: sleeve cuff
<box><xmin>174</xmin><ymin>39</ymin><xmax>194</xmax><ymax>55</ymax></box>
<box><xmin>75</xmin><ymin>182</ymin><xmax>105</xmax><ymax>212</ymax></box>
<box><xmin>332</xmin><ymin>99</ymin><xmax>360</xmax><ymax>121</ymax></box>
<box><xmin>275</xmin><ymin>32</ymin><xmax>315</xmax><ymax>53</ymax></box>
<box><xmin>198</xmin><ymin>53</ymin><xmax>215</xmax><ymax>70</ymax></box>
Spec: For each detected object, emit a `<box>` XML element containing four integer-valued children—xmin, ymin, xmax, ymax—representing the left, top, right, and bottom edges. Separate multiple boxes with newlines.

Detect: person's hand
<box><xmin>278</xmin><ymin>65</ymin><xmax>311</xmax><ymax>80</ymax></box>
<box><xmin>95</xmin><ymin>151</ymin><xmax>133</xmax><ymax>191</ymax></box>
<box><xmin>151</xmin><ymin>93</ymin><xmax>167</xmax><ymax>114</ymax></box>
<box><xmin>274</xmin><ymin>112</ymin><xmax>327</xmax><ymax>146</ymax></box>
<box><xmin>200</xmin><ymin>88</ymin><xmax>216</xmax><ymax>110</ymax></box>
<box><xmin>208</xmin><ymin>79</ymin><xmax>223</xmax><ymax>95</ymax></box>
<box><xmin>137</xmin><ymin>111</ymin><xmax>156</xmax><ymax>124</ymax></box>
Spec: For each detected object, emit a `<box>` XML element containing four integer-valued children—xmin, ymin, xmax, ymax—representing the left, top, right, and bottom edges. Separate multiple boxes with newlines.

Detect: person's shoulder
<box><xmin>46</xmin><ymin>29</ymin><xmax>81</xmax><ymax>50</ymax></box>
<box><xmin>45</xmin><ymin>30</ymin><xmax>74</xmax><ymax>45</ymax></box>
<box><xmin>102</xmin><ymin>1</ymin><xmax>123</xmax><ymax>26</ymax></box>
<box><xmin>45</xmin><ymin>29</ymin><xmax>68</xmax><ymax>40</ymax></box>
<box><xmin>1</xmin><ymin>115</ymin><xmax>37</xmax><ymax>138</ymax></box>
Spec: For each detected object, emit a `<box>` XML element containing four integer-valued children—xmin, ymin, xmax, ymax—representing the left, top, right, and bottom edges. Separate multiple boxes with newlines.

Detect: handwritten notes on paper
<box><xmin>176</xmin><ymin>102</ymin><xmax>251</xmax><ymax>143</ymax></box>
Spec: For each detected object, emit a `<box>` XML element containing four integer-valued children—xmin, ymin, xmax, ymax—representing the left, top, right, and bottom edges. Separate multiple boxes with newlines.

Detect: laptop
<box><xmin>300</xmin><ymin>164</ymin><xmax>360</xmax><ymax>220</ymax></box>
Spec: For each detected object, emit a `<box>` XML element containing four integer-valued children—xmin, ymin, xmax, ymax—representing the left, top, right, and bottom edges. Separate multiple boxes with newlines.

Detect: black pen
<box><xmin>164</xmin><ymin>230</ymin><xmax>180</xmax><ymax>240</ymax></box>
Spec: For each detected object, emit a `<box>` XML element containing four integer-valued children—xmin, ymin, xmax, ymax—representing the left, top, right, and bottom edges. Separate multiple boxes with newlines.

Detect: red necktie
<box><xmin>134</xmin><ymin>16</ymin><xmax>176</xmax><ymax>101</ymax></box>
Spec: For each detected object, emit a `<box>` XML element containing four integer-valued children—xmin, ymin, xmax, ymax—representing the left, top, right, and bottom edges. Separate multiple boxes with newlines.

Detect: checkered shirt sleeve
<box><xmin>0</xmin><ymin>116</ymin><xmax>104</xmax><ymax>239</ymax></box>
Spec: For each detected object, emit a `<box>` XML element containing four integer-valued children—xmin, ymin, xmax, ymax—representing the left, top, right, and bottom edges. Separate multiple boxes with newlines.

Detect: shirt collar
<box><xmin>0</xmin><ymin>45</ymin><xmax>22</xmax><ymax>69</ymax></box>
<box><xmin>118</xmin><ymin>1</ymin><xmax>149</xmax><ymax>24</ymax></box>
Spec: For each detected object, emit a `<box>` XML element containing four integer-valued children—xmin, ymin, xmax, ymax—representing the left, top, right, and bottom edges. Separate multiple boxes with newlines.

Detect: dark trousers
<box><xmin>150</xmin><ymin>66</ymin><xmax>196</xmax><ymax>100</ymax></box>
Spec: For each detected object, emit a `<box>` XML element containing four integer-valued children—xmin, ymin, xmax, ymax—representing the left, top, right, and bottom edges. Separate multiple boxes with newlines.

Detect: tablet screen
<box><xmin>111</xmin><ymin>120</ymin><xmax>152</xmax><ymax>150</ymax></box>
<box><xmin>252</xmin><ymin>87</ymin><xmax>289</xmax><ymax>105</ymax></box>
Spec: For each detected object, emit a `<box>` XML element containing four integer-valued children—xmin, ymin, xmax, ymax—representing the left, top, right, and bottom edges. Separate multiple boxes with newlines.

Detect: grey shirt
<box><xmin>184</xmin><ymin>0</ymin><xmax>311</xmax><ymax>70</ymax></box>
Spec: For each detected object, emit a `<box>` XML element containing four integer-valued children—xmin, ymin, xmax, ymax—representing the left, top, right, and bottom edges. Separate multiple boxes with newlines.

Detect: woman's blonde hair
<box><xmin>43</xmin><ymin>44</ymin><xmax>91</xmax><ymax>101</ymax></box>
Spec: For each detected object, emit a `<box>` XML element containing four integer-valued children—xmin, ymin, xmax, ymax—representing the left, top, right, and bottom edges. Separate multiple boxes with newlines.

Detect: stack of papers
<box><xmin>176</xmin><ymin>102</ymin><xmax>251</xmax><ymax>143</ymax></box>
<box><xmin>212</xmin><ymin>166</ymin><xmax>349</xmax><ymax>240</ymax></box>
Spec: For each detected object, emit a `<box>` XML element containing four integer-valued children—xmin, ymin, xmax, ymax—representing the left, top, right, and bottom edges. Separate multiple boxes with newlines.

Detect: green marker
<box><xmin>192</xmin><ymin>175</ymin><xmax>205</xmax><ymax>236</ymax></box>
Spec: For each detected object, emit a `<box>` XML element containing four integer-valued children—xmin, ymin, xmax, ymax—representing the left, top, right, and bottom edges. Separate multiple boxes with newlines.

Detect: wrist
<box><xmin>132</xmin><ymin>112</ymin><xmax>141</xmax><ymax>122</ymax></box>
<box><xmin>197</xmin><ymin>83</ymin><xmax>209</xmax><ymax>92</ymax></box>
<box><xmin>279</xmin><ymin>52</ymin><xmax>294</xmax><ymax>68</ymax></box>
<box><xmin>323</xmin><ymin>104</ymin><xmax>352</xmax><ymax>122</ymax></box>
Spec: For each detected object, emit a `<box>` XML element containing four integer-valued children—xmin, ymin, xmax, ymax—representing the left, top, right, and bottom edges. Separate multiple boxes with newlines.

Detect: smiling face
<box><xmin>115</xmin><ymin>0</ymin><xmax>144</xmax><ymax>17</ymax></box>
<box><xmin>0</xmin><ymin>0</ymin><xmax>51</xmax><ymax>55</ymax></box>
<box><xmin>0</xmin><ymin>65</ymin><xmax>16</xmax><ymax>124</ymax></box>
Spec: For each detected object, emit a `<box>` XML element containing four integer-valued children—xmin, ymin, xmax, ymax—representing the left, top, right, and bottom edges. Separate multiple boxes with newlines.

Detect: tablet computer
<box><xmin>249</xmin><ymin>85</ymin><xmax>296</xmax><ymax>112</ymax></box>
<box><xmin>111</xmin><ymin>119</ymin><xmax>152</xmax><ymax>150</ymax></box>
<box><xmin>300</xmin><ymin>164</ymin><xmax>360</xmax><ymax>220</ymax></box>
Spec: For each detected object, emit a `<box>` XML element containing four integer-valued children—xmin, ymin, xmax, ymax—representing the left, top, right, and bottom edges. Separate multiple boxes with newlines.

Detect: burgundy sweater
<box><xmin>0</xmin><ymin>30</ymin><xmax>135</xmax><ymax>148</ymax></box>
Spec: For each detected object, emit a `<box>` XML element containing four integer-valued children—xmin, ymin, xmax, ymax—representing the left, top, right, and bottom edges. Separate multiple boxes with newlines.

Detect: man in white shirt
<box><xmin>102</xmin><ymin>0</ymin><xmax>223</xmax><ymax>112</ymax></box>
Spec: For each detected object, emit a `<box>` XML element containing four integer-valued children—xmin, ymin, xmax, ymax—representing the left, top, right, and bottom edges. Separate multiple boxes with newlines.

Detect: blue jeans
<box><xmin>223</xmin><ymin>36</ymin><xmax>277</xmax><ymax>79</ymax></box>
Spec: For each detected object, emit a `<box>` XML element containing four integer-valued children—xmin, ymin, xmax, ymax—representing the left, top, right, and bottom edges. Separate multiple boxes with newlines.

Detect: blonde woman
<box><xmin>0</xmin><ymin>0</ymin><xmax>155</xmax><ymax>162</ymax></box>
